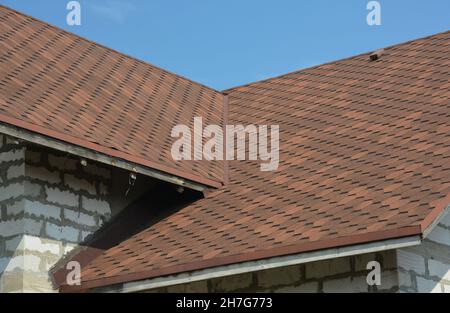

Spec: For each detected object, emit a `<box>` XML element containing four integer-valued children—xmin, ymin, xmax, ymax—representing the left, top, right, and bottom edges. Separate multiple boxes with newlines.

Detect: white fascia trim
<box><xmin>100</xmin><ymin>235</ymin><xmax>421</xmax><ymax>293</ymax></box>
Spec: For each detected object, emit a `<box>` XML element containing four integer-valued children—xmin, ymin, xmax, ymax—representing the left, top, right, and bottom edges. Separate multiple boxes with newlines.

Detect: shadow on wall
<box><xmin>51</xmin><ymin>179</ymin><xmax>204</xmax><ymax>287</ymax></box>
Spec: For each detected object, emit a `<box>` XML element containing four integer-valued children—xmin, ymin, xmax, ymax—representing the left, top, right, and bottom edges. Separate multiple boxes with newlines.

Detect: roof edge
<box><xmin>59</xmin><ymin>225</ymin><xmax>421</xmax><ymax>292</ymax></box>
<box><xmin>0</xmin><ymin>4</ymin><xmax>221</xmax><ymax>94</ymax></box>
<box><xmin>99</xmin><ymin>234</ymin><xmax>422</xmax><ymax>293</ymax></box>
<box><xmin>421</xmin><ymin>192</ymin><xmax>450</xmax><ymax>236</ymax></box>
<box><xmin>0</xmin><ymin>115</ymin><xmax>222</xmax><ymax>189</ymax></box>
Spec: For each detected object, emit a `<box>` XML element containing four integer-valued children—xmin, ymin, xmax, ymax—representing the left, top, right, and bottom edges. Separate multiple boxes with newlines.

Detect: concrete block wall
<box><xmin>0</xmin><ymin>134</ymin><xmax>113</xmax><ymax>292</ymax></box>
<box><xmin>146</xmin><ymin>250</ymin><xmax>399</xmax><ymax>293</ymax></box>
<box><xmin>397</xmin><ymin>210</ymin><xmax>450</xmax><ymax>293</ymax></box>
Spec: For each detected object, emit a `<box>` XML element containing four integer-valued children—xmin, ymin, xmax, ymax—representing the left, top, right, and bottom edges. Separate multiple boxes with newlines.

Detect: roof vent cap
<box><xmin>369</xmin><ymin>49</ymin><xmax>384</xmax><ymax>61</ymax></box>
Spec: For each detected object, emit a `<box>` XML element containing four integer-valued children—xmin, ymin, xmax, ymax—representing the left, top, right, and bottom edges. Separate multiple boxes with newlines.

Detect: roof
<box><xmin>0</xmin><ymin>5</ymin><xmax>225</xmax><ymax>188</ymax></box>
<box><xmin>55</xmin><ymin>30</ymin><xmax>450</xmax><ymax>291</ymax></box>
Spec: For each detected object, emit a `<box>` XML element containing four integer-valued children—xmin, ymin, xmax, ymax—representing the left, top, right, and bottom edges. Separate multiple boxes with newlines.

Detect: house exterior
<box><xmin>0</xmin><ymin>5</ymin><xmax>449</xmax><ymax>293</ymax></box>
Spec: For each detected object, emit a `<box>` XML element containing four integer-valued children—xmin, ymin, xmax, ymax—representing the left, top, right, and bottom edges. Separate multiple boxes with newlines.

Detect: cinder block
<box><xmin>25</xmin><ymin>150</ymin><xmax>41</xmax><ymax>164</ymax></box>
<box><xmin>22</xmin><ymin>271</ymin><xmax>56</xmax><ymax>293</ymax></box>
<box><xmin>323</xmin><ymin>276</ymin><xmax>368</xmax><ymax>293</ymax></box>
<box><xmin>5</xmin><ymin>235</ymin><xmax>22</xmax><ymax>252</ymax></box>
<box><xmin>45</xmin><ymin>223</ymin><xmax>79</xmax><ymax>242</ymax></box>
<box><xmin>82</xmin><ymin>196</ymin><xmax>111</xmax><ymax>216</ymax></box>
<box><xmin>0</xmin><ymin>183</ymin><xmax>24</xmax><ymax>202</ymax></box>
<box><xmin>0</xmin><ymin>272</ymin><xmax>23</xmax><ymax>293</ymax></box>
<box><xmin>427</xmin><ymin>226</ymin><xmax>450</xmax><ymax>246</ymax></box>
<box><xmin>46</xmin><ymin>187</ymin><xmax>79</xmax><ymax>207</ymax></box>
<box><xmin>0</xmin><ymin>219</ymin><xmax>42</xmax><ymax>239</ymax></box>
<box><xmin>27</xmin><ymin>166</ymin><xmax>60</xmax><ymax>184</ymax></box>
<box><xmin>0</xmin><ymin>257</ymin><xmax>8</xmax><ymax>274</ymax></box>
<box><xmin>305</xmin><ymin>257</ymin><xmax>351</xmax><ymax>279</ymax></box>
<box><xmin>398</xmin><ymin>269</ymin><xmax>413</xmax><ymax>288</ymax></box>
<box><xmin>6</xmin><ymin>199</ymin><xmax>25</xmax><ymax>216</ymax></box>
<box><xmin>428</xmin><ymin>259</ymin><xmax>450</xmax><ymax>281</ymax></box>
<box><xmin>396</xmin><ymin>250</ymin><xmax>426</xmax><ymax>275</ymax></box>
<box><xmin>379</xmin><ymin>270</ymin><xmax>398</xmax><ymax>290</ymax></box>
<box><xmin>48</xmin><ymin>154</ymin><xmax>77</xmax><ymax>171</ymax></box>
<box><xmin>439</xmin><ymin>211</ymin><xmax>450</xmax><ymax>228</ymax></box>
<box><xmin>0</xmin><ymin>220</ymin><xmax>23</xmax><ymax>237</ymax></box>
<box><xmin>258</xmin><ymin>265</ymin><xmax>301</xmax><ymax>288</ymax></box>
<box><xmin>23</xmin><ymin>219</ymin><xmax>43</xmax><ymax>236</ymax></box>
<box><xmin>0</xmin><ymin>149</ymin><xmax>25</xmax><ymax>163</ymax></box>
<box><xmin>64</xmin><ymin>209</ymin><xmax>96</xmax><ymax>227</ymax></box>
<box><xmin>24</xmin><ymin>181</ymin><xmax>42</xmax><ymax>198</ymax></box>
<box><xmin>416</xmin><ymin>276</ymin><xmax>442</xmax><ymax>293</ymax></box>
<box><xmin>23</xmin><ymin>235</ymin><xmax>60</xmax><ymax>255</ymax></box>
<box><xmin>5</xmin><ymin>255</ymin><xmax>40</xmax><ymax>272</ymax></box>
<box><xmin>64</xmin><ymin>174</ymin><xmax>96</xmax><ymax>196</ymax></box>
<box><xmin>7</xmin><ymin>164</ymin><xmax>24</xmax><ymax>180</ymax></box>
<box><xmin>24</xmin><ymin>200</ymin><xmax>61</xmax><ymax>220</ymax></box>
<box><xmin>211</xmin><ymin>272</ymin><xmax>253</xmax><ymax>291</ymax></box>
<box><xmin>443</xmin><ymin>284</ymin><xmax>450</xmax><ymax>293</ymax></box>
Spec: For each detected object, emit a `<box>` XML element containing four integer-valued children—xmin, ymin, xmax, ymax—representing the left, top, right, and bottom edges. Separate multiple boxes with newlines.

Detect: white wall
<box><xmin>0</xmin><ymin>135</ymin><xmax>113</xmax><ymax>292</ymax></box>
<box><xmin>397</xmin><ymin>210</ymin><xmax>450</xmax><ymax>293</ymax></box>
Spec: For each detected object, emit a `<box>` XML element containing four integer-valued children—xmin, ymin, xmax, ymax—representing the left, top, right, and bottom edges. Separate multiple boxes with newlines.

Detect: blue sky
<box><xmin>1</xmin><ymin>0</ymin><xmax>449</xmax><ymax>90</ymax></box>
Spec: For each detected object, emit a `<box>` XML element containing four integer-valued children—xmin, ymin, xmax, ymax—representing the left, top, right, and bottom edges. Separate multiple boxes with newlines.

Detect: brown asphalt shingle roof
<box><xmin>2</xmin><ymin>4</ymin><xmax>450</xmax><ymax>292</ymax></box>
<box><xmin>0</xmin><ymin>5</ymin><xmax>225</xmax><ymax>187</ymax></box>
<box><xmin>57</xmin><ymin>30</ymin><xmax>450</xmax><ymax>291</ymax></box>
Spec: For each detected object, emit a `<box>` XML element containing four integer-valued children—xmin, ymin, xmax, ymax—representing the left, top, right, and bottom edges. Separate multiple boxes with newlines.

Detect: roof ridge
<box><xmin>0</xmin><ymin>4</ymin><xmax>222</xmax><ymax>95</ymax></box>
<box><xmin>223</xmin><ymin>29</ymin><xmax>450</xmax><ymax>93</ymax></box>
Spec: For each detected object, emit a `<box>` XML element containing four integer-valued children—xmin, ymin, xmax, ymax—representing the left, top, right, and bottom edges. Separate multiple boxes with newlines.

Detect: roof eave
<box><xmin>0</xmin><ymin>117</ymin><xmax>221</xmax><ymax>191</ymax></box>
<box><xmin>58</xmin><ymin>225</ymin><xmax>422</xmax><ymax>293</ymax></box>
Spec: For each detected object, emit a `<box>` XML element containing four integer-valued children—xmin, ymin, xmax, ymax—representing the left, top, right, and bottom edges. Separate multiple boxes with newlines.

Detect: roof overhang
<box><xmin>0</xmin><ymin>117</ymin><xmax>219</xmax><ymax>192</ymax></box>
<box><xmin>56</xmin><ymin>191</ymin><xmax>450</xmax><ymax>293</ymax></box>
<box><xmin>58</xmin><ymin>226</ymin><xmax>423</xmax><ymax>292</ymax></box>
<box><xmin>91</xmin><ymin>234</ymin><xmax>422</xmax><ymax>293</ymax></box>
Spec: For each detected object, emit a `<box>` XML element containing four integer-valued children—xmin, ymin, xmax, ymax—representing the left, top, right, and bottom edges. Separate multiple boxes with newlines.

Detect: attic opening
<box><xmin>86</xmin><ymin>164</ymin><xmax>204</xmax><ymax>249</ymax></box>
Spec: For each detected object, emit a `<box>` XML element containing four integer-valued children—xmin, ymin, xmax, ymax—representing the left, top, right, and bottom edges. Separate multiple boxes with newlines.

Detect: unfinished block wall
<box><xmin>397</xmin><ymin>210</ymin><xmax>450</xmax><ymax>293</ymax></box>
<box><xmin>145</xmin><ymin>250</ymin><xmax>399</xmax><ymax>293</ymax></box>
<box><xmin>0</xmin><ymin>134</ymin><xmax>113</xmax><ymax>292</ymax></box>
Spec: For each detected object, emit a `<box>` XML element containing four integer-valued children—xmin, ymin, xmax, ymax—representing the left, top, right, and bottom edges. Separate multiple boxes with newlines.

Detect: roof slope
<box><xmin>0</xmin><ymin>5</ymin><xmax>225</xmax><ymax>187</ymax></box>
<box><xmin>60</xmin><ymin>30</ymin><xmax>450</xmax><ymax>291</ymax></box>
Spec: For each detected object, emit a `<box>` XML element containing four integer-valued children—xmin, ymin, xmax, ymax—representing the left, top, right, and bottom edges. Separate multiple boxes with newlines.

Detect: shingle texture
<box><xmin>68</xmin><ymin>31</ymin><xmax>450</xmax><ymax>289</ymax></box>
<box><xmin>0</xmin><ymin>5</ymin><xmax>225</xmax><ymax>186</ymax></box>
<box><xmin>1</xmin><ymin>5</ymin><xmax>450</xmax><ymax>292</ymax></box>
